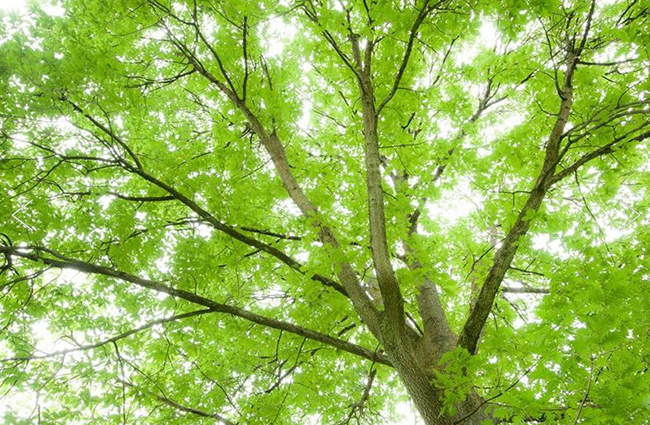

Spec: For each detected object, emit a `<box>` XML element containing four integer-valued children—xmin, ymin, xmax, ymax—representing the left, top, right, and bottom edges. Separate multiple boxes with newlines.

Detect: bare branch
<box><xmin>502</xmin><ymin>287</ymin><xmax>550</xmax><ymax>294</ymax></box>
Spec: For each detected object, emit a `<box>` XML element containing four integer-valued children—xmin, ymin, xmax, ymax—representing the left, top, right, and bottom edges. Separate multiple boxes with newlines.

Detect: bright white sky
<box><xmin>0</xmin><ymin>0</ymin><xmax>65</xmax><ymax>21</ymax></box>
<box><xmin>0</xmin><ymin>0</ymin><xmax>23</xmax><ymax>11</ymax></box>
<box><xmin>0</xmin><ymin>0</ymin><xmax>52</xmax><ymax>13</ymax></box>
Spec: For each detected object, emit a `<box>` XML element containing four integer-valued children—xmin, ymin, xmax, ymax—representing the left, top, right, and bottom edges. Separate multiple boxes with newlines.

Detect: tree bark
<box><xmin>382</xmin><ymin>324</ymin><xmax>490</xmax><ymax>425</ymax></box>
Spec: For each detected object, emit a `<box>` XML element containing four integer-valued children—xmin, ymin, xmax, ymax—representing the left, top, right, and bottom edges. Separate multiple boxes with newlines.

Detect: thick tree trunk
<box><xmin>381</xmin><ymin>319</ymin><xmax>490</xmax><ymax>425</ymax></box>
<box><xmin>382</xmin><ymin>323</ymin><xmax>451</xmax><ymax>425</ymax></box>
<box><xmin>390</xmin><ymin>353</ymin><xmax>490</xmax><ymax>424</ymax></box>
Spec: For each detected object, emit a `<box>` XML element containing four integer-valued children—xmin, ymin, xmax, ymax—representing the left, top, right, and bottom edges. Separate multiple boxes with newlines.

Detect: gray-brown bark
<box><xmin>456</xmin><ymin>0</ymin><xmax>596</xmax><ymax>356</ymax></box>
<box><xmin>347</xmin><ymin>14</ymin><xmax>491</xmax><ymax>425</ymax></box>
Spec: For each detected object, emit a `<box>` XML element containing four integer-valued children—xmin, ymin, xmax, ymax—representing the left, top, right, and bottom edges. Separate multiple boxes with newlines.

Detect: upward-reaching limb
<box><xmin>457</xmin><ymin>0</ymin><xmax>598</xmax><ymax>355</ymax></box>
<box><xmin>147</xmin><ymin>1</ymin><xmax>383</xmax><ymax>337</ymax></box>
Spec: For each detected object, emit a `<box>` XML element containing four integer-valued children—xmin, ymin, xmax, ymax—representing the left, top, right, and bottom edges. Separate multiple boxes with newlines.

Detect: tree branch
<box><xmin>300</xmin><ymin>1</ymin><xmax>362</xmax><ymax>83</ymax></box>
<box><xmin>339</xmin><ymin>366</ymin><xmax>377</xmax><ymax>425</ymax></box>
<box><xmin>573</xmin><ymin>356</ymin><xmax>595</xmax><ymax>425</ymax></box>
<box><xmin>502</xmin><ymin>286</ymin><xmax>550</xmax><ymax>294</ymax></box>
<box><xmin>62</xmin><ymin>102</ymin><xmax>348</xmax><ymax>297</ymax></box>
<box><xmin>356</xmin><ymin>33</ymin><xmax>405</xmax><ymax>324</ymax></box>
<box><xmin>376</xmin><ymin>0</ymin><xmax>444</xmax><ymax>114</ymax></box>
<box><xmin>110</xmin><ymin>193</ymin><xmax>176</xmax><ymax>202</ymax></box>
<box><xmin>416</xmin><ymin>280</ymin><xmax>456</xmax><ymax>362</ymax></box>
<box><xmin>456</xmin><ymin>3</ymin><xmax>598</xmax><ymax>354</ymax></box>
<box><xmin>0</xmin><ymin>245</ymin><xmax>391</xmax><ymax>367</ymax></box>
<box><xmin>2</xmin><ymin>309</ymin><xmax>214</xmax><ymax>362</ymax></box>
<box><xmin>153</xmin><ymin>10</ymin><xmax>382</xmax><ymax>337</ymax></box>
<box><xmin>551</xmin><ymin>127</ymin><xmax>650</xmax><ymax>184</ymax></box>
<box><xmin>155</xmin><ymin>392</ymin><xmax>236</xmax><ymax>425</ymax></box>
<box><xmin>123</xmin><ymin>379</ymin><xmax>238</xmax><ymax>425</ymax></box>
<box><xmin>407</xmin><ymin>76</ymin><xmax>503</xmax><ymax>233</ymax></box>
<box><xmin>65</xmin><ymin>99</ymin><xmax>143</xmax><ymax>171</ymax></box>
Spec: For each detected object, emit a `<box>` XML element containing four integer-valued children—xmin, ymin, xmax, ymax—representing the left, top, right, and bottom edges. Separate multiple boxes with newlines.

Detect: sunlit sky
<box><xmin>0</xmin><ymin>0</ymin><xmax>60</xmax><ymax>14</ymax></box>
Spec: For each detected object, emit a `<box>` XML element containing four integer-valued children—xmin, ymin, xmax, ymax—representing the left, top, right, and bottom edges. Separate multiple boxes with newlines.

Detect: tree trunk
<box><xmin>381</xmin><ymin>320</ymin><xmax>490</xmax><ymax>425</ymax></box>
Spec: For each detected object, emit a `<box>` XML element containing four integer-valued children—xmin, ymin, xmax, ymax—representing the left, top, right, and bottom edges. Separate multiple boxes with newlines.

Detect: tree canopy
<box><xmin>1</xmin><ymin>0</ymin><xmax>649</xmax><ymax>424</ymax></box>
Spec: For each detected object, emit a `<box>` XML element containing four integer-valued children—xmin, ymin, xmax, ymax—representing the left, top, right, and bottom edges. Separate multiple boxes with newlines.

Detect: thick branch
<box><xmin>457</xmin><ymin>145</ymin><xmax>556</xmax><ymax>355</ymax></box>
<box><xmin>64</xmin><ymin>102</ymin><xmax>347</xmax><ymax>297</ymax></box>
<box><xmin>355</xmin><ymin>35</ymin><xmax>405</xmax><ymax>324</ymax></box>
<box><xmin>416</xmin><ymin>280</ymin><xmax>455</xmax><ymax>361</ymax></box>
<box><xmin>456</xmin><ymin>5</ymin><xmax>598</xmax><ymax>353</ymax></box>
<box><xmin>0</xmin><ymin>245</ymin><xmax>391</xmax><ymax>367</ymax></box>
<box><xmin>155</xmin><ymin>17</ymin><xmax>382</xmax><ymax>336</ymax></box>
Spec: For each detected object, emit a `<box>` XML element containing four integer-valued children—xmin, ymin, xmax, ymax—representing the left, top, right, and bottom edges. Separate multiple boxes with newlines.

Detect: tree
<box><xmin>1</xmin><ymin>0</ymin><xmax>649</xmax><ymax>423</ymax></box>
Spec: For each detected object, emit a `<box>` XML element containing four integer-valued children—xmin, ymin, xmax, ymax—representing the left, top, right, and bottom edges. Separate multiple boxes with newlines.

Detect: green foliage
<box><xmin>1</xmin><ymin>0</ymin><xmax>649</xmax><ymax>424</ymax></box>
